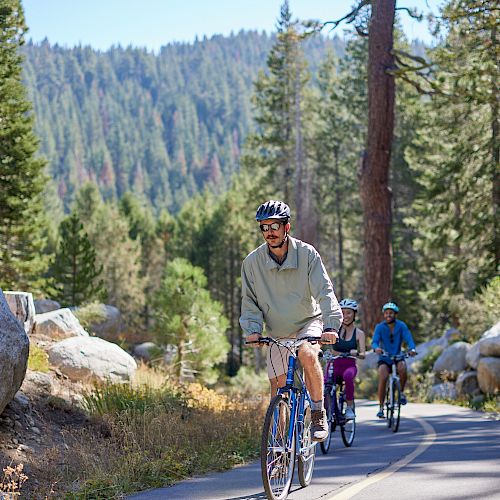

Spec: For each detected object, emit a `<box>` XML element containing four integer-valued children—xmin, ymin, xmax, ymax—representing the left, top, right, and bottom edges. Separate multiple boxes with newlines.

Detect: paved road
<box><xmin>128</xmin><ymin>401</ymin><xmax>500</xmax><ymax>500</ymax></box>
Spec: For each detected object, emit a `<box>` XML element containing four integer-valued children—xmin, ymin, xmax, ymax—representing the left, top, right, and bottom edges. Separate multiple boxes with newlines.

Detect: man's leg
<box><xmin>270</xmin><ymin>374</ymin><xmax>287</xmax><ymax>397</ymax></box>
<box><xmin>377</xmin><ymin>364</ymin><xmax>390</xmax><ymax>417</ymax></box>
<box><xmin>397</xmin><ymin>361</ymin><xmax>408</xmax><ymax>404</ymax></box>
<box><xmin>298</xmin><ymin>342</ymin><xmax>328</xmax><ymax>441</ymax></box>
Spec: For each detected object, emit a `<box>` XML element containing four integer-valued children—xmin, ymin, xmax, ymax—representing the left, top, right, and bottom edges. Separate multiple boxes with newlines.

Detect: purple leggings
<box><xmin>324</xmin><ymin>357</ymin><xmax>357</xmax><ymax>401</ymax></box>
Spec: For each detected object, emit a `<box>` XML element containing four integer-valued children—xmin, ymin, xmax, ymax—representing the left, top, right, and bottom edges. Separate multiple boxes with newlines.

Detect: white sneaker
<box><xmin>345</xmin><ymin>407</ymin><xmax>355</xmax><ymax>420</ymax></box>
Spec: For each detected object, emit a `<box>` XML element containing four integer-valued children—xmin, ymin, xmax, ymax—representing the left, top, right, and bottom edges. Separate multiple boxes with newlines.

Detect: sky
<box><xmin>23</xmin><ymin>0</ymin><xmax>443</xmax><ymax>52</ymax></box>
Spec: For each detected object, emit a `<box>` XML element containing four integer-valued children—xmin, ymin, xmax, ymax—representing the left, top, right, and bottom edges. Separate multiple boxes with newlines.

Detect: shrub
<box><xmin>73</xmin><ymin>301</ymin><xmax>108</xmax><ymax>333</ymax></box>
<box><xmin>27</xmin><ymin>345</ymin><xmax>49</xmax><ymax>373</ymax></box>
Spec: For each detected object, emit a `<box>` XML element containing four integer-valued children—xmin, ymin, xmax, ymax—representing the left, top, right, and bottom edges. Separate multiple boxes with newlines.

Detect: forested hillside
<box><xmin>22</xmin><ymin>31</ymin><xmax>344</xmax><ymax>211</ymax></box>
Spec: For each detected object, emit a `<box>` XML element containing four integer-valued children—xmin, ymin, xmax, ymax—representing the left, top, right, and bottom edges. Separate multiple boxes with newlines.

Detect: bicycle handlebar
<box><xmin>376</xmin><ymin>350</ymin><xmax>417</xmax><ymax>360</ymax></box>
<box><xmin>245</xmin><ymin>335</ymin><xmax>324</xmax><ymax>346</ymax></box>
<box><xmin>323</xmin><ymin>351</ymin><xmax>360</xmax><ymax>360</ymax></box>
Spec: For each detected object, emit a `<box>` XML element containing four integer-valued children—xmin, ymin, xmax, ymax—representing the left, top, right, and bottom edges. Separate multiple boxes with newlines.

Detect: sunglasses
<box><xmin>259</xmin><ymin>222</ymin><xmax>283</xmax><ymax>232</ymax></box>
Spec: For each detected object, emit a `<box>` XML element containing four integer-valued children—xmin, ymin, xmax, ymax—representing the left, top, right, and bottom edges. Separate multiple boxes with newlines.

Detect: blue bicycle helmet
<box><xmin>255</xmin><ymin>200</ymin><xmax>290</xmax><ymax>222</ymax></box>
<box><xmin>382</xmin><ymin>302</ymin><xmax>399</xmax><ymax>313</ymax></box>
<box><xmin>339</xmin><ymin>298</ymin><xmax>358</xmax><ymax>311</ymax></box>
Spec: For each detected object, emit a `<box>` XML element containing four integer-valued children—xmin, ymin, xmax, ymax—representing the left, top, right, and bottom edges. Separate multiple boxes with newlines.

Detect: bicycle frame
<box><xmin>278</xmin><ymin>343</ymin><xmax>314</xmax><ymax>458</ymax></box>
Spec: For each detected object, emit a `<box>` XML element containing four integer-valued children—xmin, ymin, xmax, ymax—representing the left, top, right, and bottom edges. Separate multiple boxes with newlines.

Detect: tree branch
<box><xmin>321</xmin><ymin>0</ymin><xmax>370</xmax><ymax>32</ymax></box>
<box><xmin>395</xmin><ymin>6</ymin><xmax>423</xmax><ymax>21</ymax></box>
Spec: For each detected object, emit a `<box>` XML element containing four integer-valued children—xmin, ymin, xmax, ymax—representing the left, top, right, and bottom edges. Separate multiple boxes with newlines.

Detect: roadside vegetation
<box><xmin>27</xmin><ymin>364</ymin><xmax>266</xmax><ymax>499</ymax></box>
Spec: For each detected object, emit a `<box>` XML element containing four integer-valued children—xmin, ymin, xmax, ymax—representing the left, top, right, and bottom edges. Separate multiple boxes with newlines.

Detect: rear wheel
<box><xmin>298</xmin><ymin>404</ymin><xmax>316</xmax><ymax>487</ymax></box>
<box><xmin>339</xmin><ymin>396</ymin><xmax>356</xmax><ymax>447</ymax></box>
<box><xmin>392</xmin><ymin>381</ymin><xmax>401</xmax><ymax>433</ymax></box>
<box><xmin>261</xmin><ymin>394</ymin><xmax>296</xmax><ymax>500</ymax></box>
<box><xmin>386</xmin><ymin>381</ymin><xmax>393</xmax><ymax>429</ymax></box>
<box><xmin>320</xmin><ymin>388</ymin><xmax>334</xmax><ymax>454</ymax></box>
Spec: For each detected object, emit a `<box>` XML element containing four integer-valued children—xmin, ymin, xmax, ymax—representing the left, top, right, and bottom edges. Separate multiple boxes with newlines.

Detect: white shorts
<box><xmin>266</xmin><ymin>319</ymin><xmax>323</xmax><ymax>379</ymax></box>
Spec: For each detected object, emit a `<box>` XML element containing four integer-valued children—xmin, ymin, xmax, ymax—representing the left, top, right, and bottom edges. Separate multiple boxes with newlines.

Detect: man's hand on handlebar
<box><xmin>409</xmin><ymin>349</ymin><xmax>417</xmax><ymax>357</ymax></box>
<box><xmin>245</xmin><ymin>333</ymin><xmax>263</xmax><ymax>347</ymax></box>
<box><xmin>320</xmin><ymin>330</ymin><xmax>339</xmax><ymax>345</ymax></box>
<box><xmin>375</xmin><ymin>347</ymin><xmax>383</xmax><ymax>354</ymax></box>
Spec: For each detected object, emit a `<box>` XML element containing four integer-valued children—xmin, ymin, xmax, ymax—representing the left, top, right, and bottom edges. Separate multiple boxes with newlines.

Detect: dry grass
<box><xmin>31</xmin><ymin>364</ymin><xmax>266</xmax><ymax>498</ymax></box>
<box><xmin>0</xmin><ymin>463</ymin><xmax>28</xmax><ymax>497</ymax></box>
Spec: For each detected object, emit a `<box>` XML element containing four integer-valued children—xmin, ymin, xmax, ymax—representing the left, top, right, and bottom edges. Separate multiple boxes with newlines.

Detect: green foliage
<box><xmin>448</xmin><ymin>276</ymin><xmax>500</xmax><ymax>342</ymax></box>
<box><xmin>27</xmin><ymin>344</ymin><xmax>49</xmax><ymax>372</ymax></box>
<box><xmin>224</xmin><ymin>366</ymin><xmax>269</xmax><ymax>397</ymax></box>
<box><xmin>22</xmin><ymin>32</ymin><xmax>343</xmax><ymax>213</ymax></box>
<box><xmin>49</xmin><ymin>211</ymin><xmax>103</xmax><ymax>307</ymax></box>
<box><xmin>406</xmin><ymin>1</ymin><xmax>498</xmax><ymax>331</ymax></box>
<box><xmin>73</xmin><ymin>301</ymin><xmax>108</xmax><ymax>332</ymax></box>
<box><xmin>0</xmin><ymin>0</ymin><xmax>49</xmax><ymax>291</ymax></box>
<box><xmin>153</xmin><ymin>258</ymin><xmax>229</xmax><ymax>382</ymax></box>
<box><xmin>82</xmin><ymin>382</ymin><xmax>183</xmax><ymax>416</ymax></box>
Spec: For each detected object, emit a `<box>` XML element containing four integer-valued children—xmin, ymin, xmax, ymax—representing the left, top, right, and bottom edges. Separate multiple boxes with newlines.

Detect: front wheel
<box><xmin>261</xmin><ymin>394</ymin><xmax>296</xmax><ymax>500</ymax></box>
<box><xmin>392</xmin><ymin>381</ymin><xmax>401</xmax><ymax>433</ymax></box>
<box><xmin>320</xmin><ymin>389</ymin><xmax>334</xmax><ymax>454</ymax></box>
<box><xmin>386</xmin><ymin>381</ymin><xmax>393</xmax><ymax>429</ymax></box>
<box><xmin>298</xmin><ymin>404</ymin><xmax>316</xmax><ymax>487</ymax></box>
<box><xmin>340</xmin><ymin>398</ymin><xmax>356</xmax><ymax>447</ymax></box>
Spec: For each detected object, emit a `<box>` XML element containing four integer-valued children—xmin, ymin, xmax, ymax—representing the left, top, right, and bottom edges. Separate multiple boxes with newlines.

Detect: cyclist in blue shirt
<box><xmin>372</xmin><ymin>302</ymin><xmax>416</xmax><ymax>418</ymax></box>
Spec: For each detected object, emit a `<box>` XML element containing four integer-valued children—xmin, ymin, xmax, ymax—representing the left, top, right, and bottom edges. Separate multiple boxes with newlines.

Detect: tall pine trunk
<box><xmin>334</xmin><ymin>146</ymin><xmax>344</xmax><ymax>298</ymax></box>
<box><xmin>360</xmin><ymin>0</ymin><xmax>396</xmax><ymax>334</ymax></box>
<box><xmin>491</xmin><ymin>25</ymin><xmax>500</xmax><ymax>271</ymax></box>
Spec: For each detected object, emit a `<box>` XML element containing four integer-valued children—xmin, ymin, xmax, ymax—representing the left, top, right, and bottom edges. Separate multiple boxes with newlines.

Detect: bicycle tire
<box><xmin>340</xmin><ymin>398</ymin><xmax>356</xmax><ymax>447</ymax></box>
<box><xmin>298</xmin><ymin>404</ymin><xmax>316</xmax><ymax>487</ymax></box>
<box><xmin>392</xmin><ymin>381</ymin><xmax>401</xmax><ymax>433</ymax></box>
<box><xmin>320</xmin><ymin>389</ymin><xmax>334</xmax><ymax>454</ymax></box>
<box><xmin>386</xmin><ymin>381</ymin><xmax>393</xmax><ymax>429</ymax></box>
<box><xmin>261</xmin><ymin>394</ymin><xmax>296</xmax><ymax>500</ymax></box>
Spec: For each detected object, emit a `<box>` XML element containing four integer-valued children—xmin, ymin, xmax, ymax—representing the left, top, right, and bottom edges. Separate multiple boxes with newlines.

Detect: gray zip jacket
<box><xmin>239</xmin><ymin>236</ymin><xmax>343</xmax><ymax>338</ymax></box>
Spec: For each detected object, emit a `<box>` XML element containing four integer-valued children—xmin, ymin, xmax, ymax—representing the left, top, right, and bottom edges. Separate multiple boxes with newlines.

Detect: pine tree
<box><xmin>153</xmin><ymin>258</ymin><xmax>229</xmax><ymax>383</ymax></box>
<box><xmin>50</xmin><ymin>211</ymin><xmax>103</xmax><ymax>306</ymax></box>
<box><xmin>407</xmin><ymin>0</ymin><xmax>499</xmax><ymax>327</ymax></box>
<box><xmin>244</xmin><ymin>1</ymin><xmax>317</xmax><ymax>244</ymax></box>
<box><xmin>0</xmin><ymin>0</ymin><xmax>48</xmax><ymax>290</ymax></box>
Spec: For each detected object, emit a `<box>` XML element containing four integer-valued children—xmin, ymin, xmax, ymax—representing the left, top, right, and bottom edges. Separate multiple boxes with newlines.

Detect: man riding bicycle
<box><xmin>372</xmin><ymin>302</ymin><xmax>416</xmax><ymax>418</ymax></box>
<box><xmin>240</xmin><ymin>200</ymin><xmax>342</xmax><ymax>442</ymax></box>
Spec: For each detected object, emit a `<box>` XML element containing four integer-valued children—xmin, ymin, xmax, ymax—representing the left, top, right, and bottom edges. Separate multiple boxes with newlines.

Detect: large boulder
<box><xmin>477</xmin><ymin>357</ymin><xmax>500</xmax><ymax>395</ymax></box>
<box><xmin>133</xmin><ymin>342</ymin><xmax>158</xmax><ymax>361</ymax></box>
<box><xmin>34</xmin><ymin>308</ymin><xmax>89</xmax><ymax>339</ymax></box>
<box><xmin>356</xmin><ymin>351</ymin><xmax>379</xmax><ymax>375</ymax></box>
<box><xmin>433</xmin><ymin>341</ymin><xmax>471</xmax><ymax>381</ymax></box>
<box><xmin>34</xmin><ymin>299</ymin><xmax>61</xmax><ymax>314</ymax></box>
<box><xmin>456</xmin><ymin>371</ymin><xmax>479</xmax><ymax>397</ymax></box>
<box><xmin>466</xmin><ymin>342</ymin><xmax>481</xmax><ymax>370</ymax></box>
<box><xmin>0</xmin><ymin>290</ymin><xmax>30</xmax><ymax>414</ymax></box>
<box><xmin>75</xmin><ymin>304</ymin><xmax>123</xmax><ymax>341</ymax></box>
<box><xmin>478</xmin><ymin>322</ymin><xmax>500</xmax><ymax>358</ymax></box>
<box><xmin>4</xmin><ymin>291</ymin><xmax>36</xmax><ymax>335</ymax></box>
<box><xmin>428</xmin><ymin>382</ymin><xmax>457</xmax><ymax>401</ymax></box>
<box><xmin>47</xmin><ymin>337</ymin><xmax>137</xmax><ymax>383</ymax></box>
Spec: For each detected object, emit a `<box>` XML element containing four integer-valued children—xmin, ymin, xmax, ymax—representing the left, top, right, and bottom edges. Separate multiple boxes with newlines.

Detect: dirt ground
<box><xmin>0</xmin><ymin>336</ymin><xmax>100</xmax><ymax>498</ymax></box>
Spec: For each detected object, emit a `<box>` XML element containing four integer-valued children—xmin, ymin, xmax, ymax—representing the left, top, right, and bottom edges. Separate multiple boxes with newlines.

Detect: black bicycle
<box><xmin>380</xmin><ymin>350</ymin><xmax>413</xmax><ymax>433</ymax></box>
<box><xmin>320</xmin><ymin>352</ymin><xmax>357</xmax><ymax>453</ymax></box>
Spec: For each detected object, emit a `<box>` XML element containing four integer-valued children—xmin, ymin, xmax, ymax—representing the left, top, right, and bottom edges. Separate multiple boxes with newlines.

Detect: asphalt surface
<box><xmin>127</xmin><ymin>401</ymin><xmax>500</xmax><ymax>500</ymax></box>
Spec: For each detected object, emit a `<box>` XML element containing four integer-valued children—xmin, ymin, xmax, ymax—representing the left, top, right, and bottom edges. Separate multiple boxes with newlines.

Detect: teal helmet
<box><xmin>382</xmin><ymin>302</ymin><xmax>399</xmax><ymax>313</ymax></box>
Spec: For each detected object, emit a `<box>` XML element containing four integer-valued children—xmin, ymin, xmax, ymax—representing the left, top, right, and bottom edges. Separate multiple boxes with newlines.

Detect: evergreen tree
<box><xmin>0</xmin><ymin>0</ymin><xmax>48</xmax><ymax>290</ymax></box>
<box><xmin>407</xmin><ymin>0</ymin><xmax>498</xmax><ymax>327</ymax></box>
<box><xmin>50</xmin><ymin>211</ymin><xmax>103</xmax><ymax>306</ymax></box>
<box><xmin>153</xmin><ymin>258</ymin><xmax>229</xmax><ymax>383</ymax></box>
<box><xmin>243</xmin><ymin>1</ymin><xmax>317</xmax><ymax>245</ymax></box>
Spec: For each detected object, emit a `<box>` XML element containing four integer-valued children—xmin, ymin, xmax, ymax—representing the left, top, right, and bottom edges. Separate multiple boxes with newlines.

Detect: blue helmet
<box><xmin>339</xmin><ymin>298</ymin><xmax>358</xmax><ymax>311</ymax></box>
<box><xmin>255</xmin><ymin>200</ymin><xmax>290</xmax><ymax>222</ymax></box>
<box><xmin>382</xmin><ymin>302</ymin><xmax>399</xmax><ymax>313</ymax></box>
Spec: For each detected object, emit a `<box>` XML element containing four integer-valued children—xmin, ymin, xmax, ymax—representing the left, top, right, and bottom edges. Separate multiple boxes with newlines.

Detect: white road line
<box><xmin>326</xmin><ymin>416</ymin><xmax>437</xmax><ymax>500</ymax></box>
